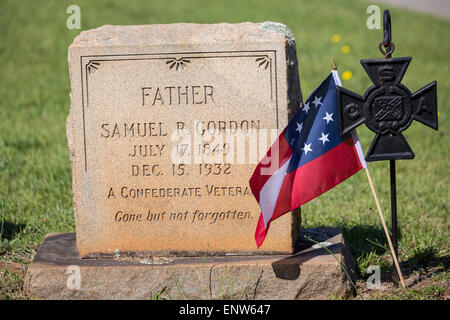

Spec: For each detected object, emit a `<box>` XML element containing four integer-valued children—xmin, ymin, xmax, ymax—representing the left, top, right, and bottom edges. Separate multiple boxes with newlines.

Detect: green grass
<box><xmin>0</xmin><ymin>269</ymin><xmax>25</xmax><ymax>300</ymax></box>
<box><xmin>0</xmin><ymin>0</ymin><xmax>449</xmax><ymax>299</ymax></box>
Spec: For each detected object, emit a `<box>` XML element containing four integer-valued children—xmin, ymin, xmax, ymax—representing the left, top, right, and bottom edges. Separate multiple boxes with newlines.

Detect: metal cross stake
<box><xmin>336</xmin><ymin>11</ymin><xmax>438</xmax><ymax>261</ymax></box>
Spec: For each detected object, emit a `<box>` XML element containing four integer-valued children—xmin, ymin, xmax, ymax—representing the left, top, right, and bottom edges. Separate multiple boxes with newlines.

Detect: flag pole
<box><xmin>332</xmin><ymin>59</ymin><xmax>406</xmax><ymax>289</ymax></box>
<box><xmin>363</xmin><ymin>167</ymin><xmax>405</xmax><ymax>289</ymax></box>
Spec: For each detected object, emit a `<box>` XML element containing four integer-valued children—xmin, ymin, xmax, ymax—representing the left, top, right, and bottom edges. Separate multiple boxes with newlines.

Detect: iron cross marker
<box><xmin>336</xmin><ymin>57</ymin><xmax>438</xmax><ymax>161</ymax></box>
<box><xmin>335</xmin><ymin>9</ymin><xmax>439</xmax><ymax>284</ymax></box>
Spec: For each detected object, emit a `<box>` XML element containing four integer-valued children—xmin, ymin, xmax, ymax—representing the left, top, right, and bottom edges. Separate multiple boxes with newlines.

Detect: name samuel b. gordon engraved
<box><xmin>66</xmin><ymin>23</ymin><xmax>301</xmax><ymax>257</ymax></box>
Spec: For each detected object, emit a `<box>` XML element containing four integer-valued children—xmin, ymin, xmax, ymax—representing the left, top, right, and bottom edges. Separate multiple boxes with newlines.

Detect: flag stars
<box><xmin>323</xmin><ymin>112</ymin><xmax>334</xmax><ymax>124</ymax></box>
<box><xmin>302</xmin><ymin>101</ymin><xmax>310</xmax><ymax>114</ymax></box>
<box><xmin>295</xmin><ymin>122</ymin><xmax>303</xmax><ymax>133</ymax></box>
<box><xmin>312</xmin><ymin>96</ymin><xmax>323</xmax><ymax>108</ymax></box>
<box><xmin>318</xmin><ymin>132</ymin><xmax>330</xmax><ymax>145</ymax></box>
<box><xmin>301</xmin><ymin>143</ymin><xmax>313</xmax><ymax>155</ymax></box>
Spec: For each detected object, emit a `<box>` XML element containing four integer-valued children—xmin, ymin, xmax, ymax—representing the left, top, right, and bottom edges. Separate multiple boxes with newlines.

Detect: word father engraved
<box><xmin>142</xmin><ymin>85</ymin><xmax>215</xmax><ymax>106</ymax></box>
<box><xmin>68</xmin><ymin>23</ymin><xmax>301</xmax><ymax>256</ymax></box>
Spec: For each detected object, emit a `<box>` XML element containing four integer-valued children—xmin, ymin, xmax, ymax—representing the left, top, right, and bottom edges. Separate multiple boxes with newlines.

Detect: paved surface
<box><xmin>370</xmin><ymin>0</ymin><xmax>450</xmax><ymax>20</ymax></box>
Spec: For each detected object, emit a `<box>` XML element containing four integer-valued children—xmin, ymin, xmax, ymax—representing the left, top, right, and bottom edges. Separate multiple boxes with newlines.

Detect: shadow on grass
<box><xmin>0</xmin><ymin>220</ymin><xmax>25</xmax><ymax>241</ymax></box>
<box><xmin>340</xmin><ymin>224</ymin><xmax>403</xmax><ymax>276</ymax></box>
<box><xmin>342</xmin><ymin>224</ymin><xmax>397</xmax><ymax>256</ymax></box>
<box><xmin>0</xmin><ymin>220</ymin><xmax>26</xmax><ymax>254</ymax></box>
<box><xmin>401</xmin><ymin>251</ymin><xmax>449</xmax><ymax>278</ymax></box>
<box><xmin>341</xmin><ymin>224</ymin><xmax>448</xmax><ymax>280</ymax></box>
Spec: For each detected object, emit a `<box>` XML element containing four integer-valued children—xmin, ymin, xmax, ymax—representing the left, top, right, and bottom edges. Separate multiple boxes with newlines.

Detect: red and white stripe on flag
<box><xmin>250</xmin><ymin>70</ymin><xmax>366</xmax><ymax>248</ymax></box>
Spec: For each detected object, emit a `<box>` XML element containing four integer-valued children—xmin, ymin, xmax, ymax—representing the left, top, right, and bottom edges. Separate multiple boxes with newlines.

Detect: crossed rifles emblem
<box><xmin>336</xmin><ymin>57</ymin><xmax>438</xmax><ymax>161</ymax></box>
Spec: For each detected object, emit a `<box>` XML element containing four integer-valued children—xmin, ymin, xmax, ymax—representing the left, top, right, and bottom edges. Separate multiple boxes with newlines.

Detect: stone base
<box><xmin>24</xmin><ymin>228</ymin><xmax>356</xmax><ymax>300</ymax></box>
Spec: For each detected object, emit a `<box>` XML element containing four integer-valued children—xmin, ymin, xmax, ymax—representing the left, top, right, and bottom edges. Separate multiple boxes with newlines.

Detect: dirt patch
<box><xmin>355</xmin><ymin>266</ymin><xmax>449</xmax><ymax>300</ymax></box>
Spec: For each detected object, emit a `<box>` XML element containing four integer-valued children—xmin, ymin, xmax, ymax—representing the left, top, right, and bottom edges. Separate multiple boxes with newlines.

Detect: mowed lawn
<box><xmin>0</xmin><ymin>0</ymin><xmax>448</xmax><ymax>299</ymax></box>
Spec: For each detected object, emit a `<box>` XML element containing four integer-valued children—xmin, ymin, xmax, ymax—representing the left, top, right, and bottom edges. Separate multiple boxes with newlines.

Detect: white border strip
<box><xmin>332</xmin><ymin>70</ymin><xmax>367</xmax><ymax>168</ymax></box>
